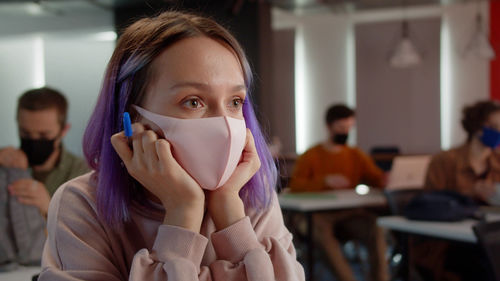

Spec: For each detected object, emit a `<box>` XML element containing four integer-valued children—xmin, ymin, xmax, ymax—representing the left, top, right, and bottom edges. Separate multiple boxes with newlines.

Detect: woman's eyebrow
<box><xmin>169</xmin><ymin>82</ymin><xmax>209</xmax><ymax>91</ymax></box>
<box><xmin>232</xmin><ymin>85</ymin><xmax>246</xmax><ymax>93</ymax></box>
<box><xmin>169</xmin><ymin>82</ymin><xmax>246</xmax><ymax>92</ymax></box>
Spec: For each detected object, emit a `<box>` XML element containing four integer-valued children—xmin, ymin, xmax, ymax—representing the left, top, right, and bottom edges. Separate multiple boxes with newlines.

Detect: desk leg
<box><xmin>306</xmin><ymin>212</ymin><xmax>314</xmax><ymax>281</ymax></box>
<box><xmin>399</xmin><ymin>232</ymin><xmax>410</xmax><ymax>281</ymax></box>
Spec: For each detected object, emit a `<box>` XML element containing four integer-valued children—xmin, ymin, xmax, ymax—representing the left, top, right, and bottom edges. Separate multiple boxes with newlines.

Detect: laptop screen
<box><xmin>386</xmin><ymin>155</ymin><xmax>432</xmax><ymax>190</ymax></box>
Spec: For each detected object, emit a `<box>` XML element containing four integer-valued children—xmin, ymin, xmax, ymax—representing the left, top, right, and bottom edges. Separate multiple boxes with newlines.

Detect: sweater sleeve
<box><xmin>424</xmin><ymin>153</ymin><xmax>448</xmax><ymax>191</ymax></box>
<box><xmin>357</xmin><ymin>149</ymin><xmax>385</xmax><ymax>188</ymax></box>
<box><xmin>40</xmin><ymin>180</ymin><xmax>304</xmax><ymax>281</ymax></box>
<box><xmin>129</xmin><ymin>224</ymin><xmax>209</xmax><ymax>280</ymax></box>
<box><xmin>129</xmin><ymin>192</ymin><xmax>305</xmax><ymax>281</ymax></box>
<box><xmin>39</xmin><ymin>182</ymin><xmax>127</xmax><ymax>281</ymax></box>
<box><xmin>289</xmin><ymin>149</ymin><xmax>326</xmax><ymax>192</ymax></box>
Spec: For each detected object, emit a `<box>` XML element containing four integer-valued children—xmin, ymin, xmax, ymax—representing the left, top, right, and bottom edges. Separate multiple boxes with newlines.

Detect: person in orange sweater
<box><xmin>290</xmin><ymin>104</ymin><xmax>388</xmax><ymax>281</ymax></box>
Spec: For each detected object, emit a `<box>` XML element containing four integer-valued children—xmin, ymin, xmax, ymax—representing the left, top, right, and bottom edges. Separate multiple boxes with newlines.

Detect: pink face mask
<box><xmin>133</xmin><ymin>105</ymin><xmax>247</xmax><ymax>190</ymax></box>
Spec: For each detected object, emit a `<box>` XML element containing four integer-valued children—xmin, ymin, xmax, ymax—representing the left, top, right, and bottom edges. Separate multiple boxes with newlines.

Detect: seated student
<box><xmin>0</xmin><ymin>87</ymin><xmax>89</xmax><ymax>267</ymax></box>
<box><xmin>425</xmin><ymin>100</ymin><xmax>500</xmax><ymax>204</ymax></box>
<box><xmin>38</xmin><ymin>11</ymin><xmax>304</xmax><ymax>281</ymax></box>
<box><xmin>0</xmin><ymin>87</ymin><xmax>89</xmax><ymax>217</ymax></box>
<box><xmin>416</xmin><ymin>100</ymin><xmax>500</xmax><ymax>281</ymax></box>
<box><xmin>289</xmin><ymin>104</ymin><xmax>388</xmax><ymax>281</ymax></box>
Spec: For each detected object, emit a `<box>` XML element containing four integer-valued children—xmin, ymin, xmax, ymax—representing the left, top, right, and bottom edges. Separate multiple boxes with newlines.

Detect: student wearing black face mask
<box><xmin>0</xmin><ymin>87</ymin><xmax>89</xmax><ymax>218</ymax></box>
<box><xmin>289</xmin><ymin>104</ymin><xmax>388</xmax><ymax>281</ymax></box>
<box><xmin>290</xmin><ymin>104</ymin><xmax>384</xmax><ymax>192</ymax></box>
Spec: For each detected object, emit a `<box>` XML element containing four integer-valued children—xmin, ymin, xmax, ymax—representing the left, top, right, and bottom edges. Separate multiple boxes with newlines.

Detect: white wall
<box><xmin>294</xmin><ymin>14</ymin><xmax>352</xmax><ymax>153</ymax></box>
<box><xmin>0</xmin><ymin>33</ymin><xmax>114</xmax><ymax>156</ymax></box>
<box><xmin>357</xmin><ymin>18</ymin><xmax>442</xmax><ymax>154</ymax></box>
<box><xmin>0</xmin><ymin>1</ymin><xmax>115</xmax><ymax>156</ymax></box>
<box><xmin>0</xmin><ymin>36</ymin><xmax>40</xmax><ymax>146</ymax></box>
<box><xmin>0</xmin><ymin>2</ymin><xmax>112</xmax><ymax>37</ymax></box>
<box><xmin>273</xmin><ymin>1</ymin><xmax>491</xmax><ymax>154</ymax></box>
<box><xmin>441</xmin><ymin>2</ymin><xmax>490</xmax><ymax>149</ymax></box>
<box><xmin>44</xmin><ymin>34</ymin><xmax>115</xmax><ymax>156</ymax></box>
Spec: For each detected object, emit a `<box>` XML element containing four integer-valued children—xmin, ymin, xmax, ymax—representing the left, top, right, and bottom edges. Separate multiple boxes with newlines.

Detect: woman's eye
<box><xmin>231</xmin><ymin>98</ymin><xmax>244</xmax><ymax>108</ymax></box>
<box><xmin>183</xmin><ymin>98</ymin><xmax>202</xmax><ymax>109</ymax></box>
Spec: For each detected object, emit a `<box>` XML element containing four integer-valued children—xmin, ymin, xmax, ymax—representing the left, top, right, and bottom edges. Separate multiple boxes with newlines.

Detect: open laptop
<box><xmin>386</xmin><ymin>155</ymin><xmax>432</xmax><ymax>190</ymax></box>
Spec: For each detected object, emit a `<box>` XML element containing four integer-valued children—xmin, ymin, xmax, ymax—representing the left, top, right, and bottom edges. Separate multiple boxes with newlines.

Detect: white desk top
<box><xmin>377</xmin><ymin>216</ymin><xmax>478</xmax><ymax>243</ymax></box>
<box><xmin>0</xmin><ymin>266</ymin><xmax>41</xmax><ymax>281</ymax></box>
<box><xmin>278</xmin><ymin>189</ymin><xmax>386</xmax><ymax>212</ymax></box>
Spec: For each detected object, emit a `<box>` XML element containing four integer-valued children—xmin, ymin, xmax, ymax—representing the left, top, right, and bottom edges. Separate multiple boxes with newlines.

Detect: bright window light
<box><xmin>346</xmin><ymin>21</ymin><xmax>356</xmax><ymax>109</ymax></box>
<box><xmin>346</xmin><ymin>21</ymin><xmax>357</xmax><ymax>146</ymax></box>
<box><xmin>93</xmin><ymin>31</ymin><xmax>117</xmax><ymax>42</ymax></box>
<box><xmin>440</xmin><ymin>19</ymin><xmax>452</xmax><ymax>150</ymax></box>
<box><xmin>295</xmin><ymin>26</ymin><xmax>309</xmax><ymax>154</ymax></box>
<box><xmin>26</xmin><ymin>3</ymin><xmax>43</xmax><ymax>16</ymax></box>
<box><xmin>33</xmin><ymin>36</ymin><xmax>45</xmax><ymax>88</ymax></box>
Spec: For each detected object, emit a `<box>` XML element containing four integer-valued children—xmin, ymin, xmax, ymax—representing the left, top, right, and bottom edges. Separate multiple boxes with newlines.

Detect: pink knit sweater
<box><xmin>39</xmin><ymin>173</ymin><xmax>304</xmax><ymax>280</ymax></box>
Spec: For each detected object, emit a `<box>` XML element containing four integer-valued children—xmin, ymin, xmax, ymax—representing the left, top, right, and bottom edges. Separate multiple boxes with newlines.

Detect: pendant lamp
<box><xmin>463</xmin><ymin>13</ymin><xmax>495</xmax><ymax>60</ymax></box>
<box><xmin>390</xmin><ymin>20</ymin><xmax>422</xmax><ymax>68</ymax></box>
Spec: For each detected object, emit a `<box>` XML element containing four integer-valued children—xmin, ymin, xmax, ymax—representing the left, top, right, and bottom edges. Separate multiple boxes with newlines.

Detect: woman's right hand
<box><xmin>111</xmin><ymin>123</ymin><xmax>205</xmax><ymax>233</ymax></box>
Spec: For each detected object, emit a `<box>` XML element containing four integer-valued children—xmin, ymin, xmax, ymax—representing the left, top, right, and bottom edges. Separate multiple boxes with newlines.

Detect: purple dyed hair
<box><xmin>83</xmin><ymin>11</ymin><xmax>277</xmax><ymax>227</ymax></box>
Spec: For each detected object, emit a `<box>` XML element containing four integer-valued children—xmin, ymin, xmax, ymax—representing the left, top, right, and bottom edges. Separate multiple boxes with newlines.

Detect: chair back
<box><xmin>370</xmin><ymin>146</ymin><xmax>400</xmax><ymax>172</ymax></box>
<box><xmin>473</xmin><ymin>220</ymin><xmax>500</xmax><ymax>281</ymax></box>
<box><xmin>384</xmin><ymin>188</ymin><xmax>422</xmax><ymax>215</ymax></box>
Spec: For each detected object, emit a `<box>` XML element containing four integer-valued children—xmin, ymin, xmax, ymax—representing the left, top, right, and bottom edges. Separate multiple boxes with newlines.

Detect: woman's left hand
<box><xmin>207</xmin><ymin>129</ymin><xmax>261</xmax><ymax>230</ymax></box>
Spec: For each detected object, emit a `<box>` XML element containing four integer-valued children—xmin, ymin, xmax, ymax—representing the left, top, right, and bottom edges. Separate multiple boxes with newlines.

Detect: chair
<box><xmin>472</xmin><ymin>221</ymin><xmax>500</xmax><ymax>281</ymax></box>
<box><xmin>384</xmin><ymin>189</ymin><xmax>422</xmax><ymax>216</ymax></box>
<box><xmin>370</xmin><ymin>146</ymin><xmax>400</xmax><ymax>172</ymax></box>
<box><xmin>274</xmin><ymin>153</ymin><xmax>297</xmax><ymax>192</ymax></box>
<box><xmin>383</xmin><ymin>189</ymin><xmax>422</xmax><ymax>281</ymax></box>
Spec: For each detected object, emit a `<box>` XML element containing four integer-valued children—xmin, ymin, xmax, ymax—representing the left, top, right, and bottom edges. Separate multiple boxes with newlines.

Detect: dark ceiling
<box><xmin>272</xmin><ymin>0</ymin><xmax>456</xmax><ymax>11</ymax></box>
<box><xmin>0</xmin><ymin>0</ymin><xmax>494</xmax><ymax>13</ymax></box>
<box><xmin>0</xmin><ymin>0</ymin><xmax>154</xmax><ymax>9</ymax></box>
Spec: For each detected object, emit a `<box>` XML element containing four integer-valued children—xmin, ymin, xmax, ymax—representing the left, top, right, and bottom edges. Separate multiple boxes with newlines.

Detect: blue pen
<box><xmin>123</xmin><ymin>112</ymin><xmax>133</xmax><ymax>137</ymax></box>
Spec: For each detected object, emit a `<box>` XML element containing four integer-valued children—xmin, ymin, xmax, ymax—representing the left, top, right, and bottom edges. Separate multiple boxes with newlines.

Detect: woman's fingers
<box><xmin>217</xmin><ymin>129</ymin><xmax>260</xmax><ymax>193</ymax></box>
<box><xmin>131</xmin><ymin>123</ymin><xmax>146</xmax><ymax>155</ymax></box>
<box><xmin>244</xmin><ymin>129</ymin><xmax>257</xmax><ymax>153</ymax></box>
<box><xmin>242</xmin><ymin>129</ymin><xmax>261</xmax><ymax>172</ymax></box>
<box><xmin>111</xmin><ymin>122</ymin><xmax>148</xmax><ymax>167</ymax></box>
<box><xmin>155</xmin><ymin>139</ymin><xmax>172</xmax><ymax>165</ymax></box>
<box><xmin>110</xmin><ymin>131</ymin><xmax>133</xmax><ymax>164</ymax></box>
<box><xmin>142</xmin><ymin>130</ymin><xmax>159</xmax><ymax>169</ymax></box>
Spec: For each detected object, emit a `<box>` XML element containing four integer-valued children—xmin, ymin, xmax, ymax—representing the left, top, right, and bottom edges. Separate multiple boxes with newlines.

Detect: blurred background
<box><xmin>0</xmin><ymin>0</ymin><xmax>497</xmax><ymax>161</ymax></box>
<box><xmin>1</xmin><ymin>1</ymin><xmax>499</xmax><ymax>281</ymax></box>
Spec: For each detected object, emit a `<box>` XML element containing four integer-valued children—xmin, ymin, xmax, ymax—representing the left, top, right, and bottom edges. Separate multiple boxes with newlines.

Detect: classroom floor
<box><xmin>296</xmin><ymin>240</ymin><xmax>404</xmax><ymax>281</ymax></box>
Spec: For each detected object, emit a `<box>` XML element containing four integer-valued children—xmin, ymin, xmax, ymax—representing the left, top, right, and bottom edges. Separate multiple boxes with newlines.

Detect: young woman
<box><xmin>414</xmin><ymin>100</ymin><xmax>500</xmax><ymax>281</ymax></box>
<box><xmin>39</xmin><ymin>11</ymin><xmax>304</xmax><ymax>281</ymax></box>
<box><xmin>425</xmin><ymin>100</ymin><xmax>500</xmax><ymax>203</ymax></box>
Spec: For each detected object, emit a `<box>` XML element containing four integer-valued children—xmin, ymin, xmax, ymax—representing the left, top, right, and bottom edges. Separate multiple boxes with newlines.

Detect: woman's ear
<box><xmin>149</xmin><ymin>121</ymin><xmax>165</xmax><ymax>138</ymax></box>
<box><xmin>136</xmin><ymin>116</ymin><xmax>165</xmax><ymax>139</ymax></box>
<box><xmin>129</xmin><ymin>106</ymin><xmax>164</xmax><ymax>138</ymax></box>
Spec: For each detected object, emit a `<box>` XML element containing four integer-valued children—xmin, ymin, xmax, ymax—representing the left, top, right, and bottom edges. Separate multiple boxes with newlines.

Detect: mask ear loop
<box><xmin>131</xmin><ymin>105</ymin><xmax>166</xmax><ymax>139</ymax></box>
